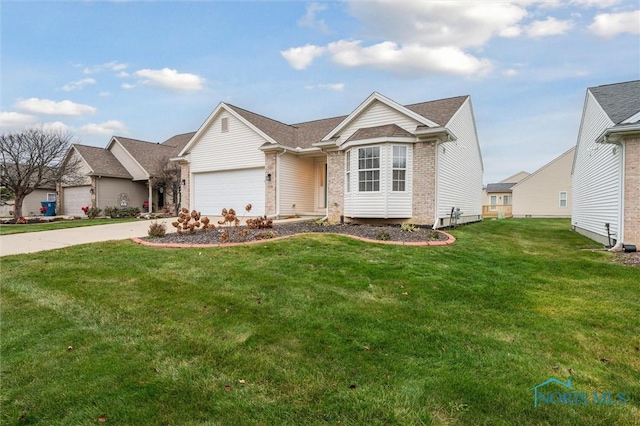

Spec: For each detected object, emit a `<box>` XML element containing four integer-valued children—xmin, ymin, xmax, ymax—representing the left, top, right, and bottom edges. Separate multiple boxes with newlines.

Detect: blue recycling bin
<box><xmin>41</xmin><ymin>201</ymin><xmax>56</xmax><ymax>216</ymax></box>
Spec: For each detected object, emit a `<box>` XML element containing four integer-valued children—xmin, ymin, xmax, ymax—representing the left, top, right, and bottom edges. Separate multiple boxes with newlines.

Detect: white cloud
<box><xmin>0</xmin><ymin>112</ymin><xmax>37</xmax><ymax>129</ymax></box>
<box><xmin>589</xmin><ymin>10</ymin><xmax>640</xmax><ymax>37</ymax></box>
<box><xmin>327</xmin><ymin>40</ymin><xmax>493</xmax><ymax>77</ymax></box>
<box><xmin>15</xmin><ymin>98</ymin><xmax>97</xmax><ymax>116</ymax></box>
<box><xmin>134</xmin><ymin>68</ymin><xmax>205</xmax><ymax>92</ymax></box>
<box><xmin>78</xmin><ymin>120</ymin><xmax>128</xmax><ymax>136</ymax></box>
<box><xmin>305</xmin><ymin>83</ymin><xmax>345</xmax><ymax>91</ymax></box>
<box><xmin>298</xmin><ymin>2</ymin><xmax>329</xmax><ymax>32</ymax></box>
<box><xmin>39</xmin><ymin>121</ymin><xmax>72</xmax><ymax>133</ymax></box>
<box><xmin>118</xmin><ymin>71</ymin><xmax>130</xmax><ymax>78</ymax></box>
<box><xmin>99</xmin><ymin>91</ymin><xmax>111</xmax><ymax>97</ymax></box>
<box><xmin>571</xmin><ymin>0</ymin><xmax>621</xmax><ymax>8</ymax></box>
<box><xmin>503</xmin><ymin>69</ymin><xmax>519</xmax><ymax>76</ymax></box>
<box><xmin>121</xmin><ymin>83</ymin><xmax>136</xmax><ymax>90</ymax></box>
<box><xmin>59</xmin><ymin>78</ymin><xmax>96</xmax><ymax>92</ymax></box>
<box><xmin>281</xmin><ymin>44</ymin><xmax>326</xmax><ymax>70</ymax></box>
<box><xmin>347</xmin><ymin>1</ymin><xmax>529</xmax><ymax>48</ymax></box>
<box><xmin>83</xmin><ymin>60</ymin><xmax>128</xmax><ymax>74</ymax></box>
<box><xmin>526</xmin><ymin>17</ymin><xmax>574</xmax><ymax>37</ymax></box>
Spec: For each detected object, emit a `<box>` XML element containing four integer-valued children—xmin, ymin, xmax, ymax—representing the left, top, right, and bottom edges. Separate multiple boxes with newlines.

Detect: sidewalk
<box><xmin>0</xmin><ymin>219</ymin><xmax>176</xmax><ymax>257</ymax></box>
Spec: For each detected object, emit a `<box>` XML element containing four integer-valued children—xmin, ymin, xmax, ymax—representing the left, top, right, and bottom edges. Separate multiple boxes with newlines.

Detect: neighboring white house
<box><xmin>572</xmin><ymin>80</ymin><xmax>640</xmax><ymax>248</ymax></box>
<box><xmin>174</xmin><ymin>92</ymin><xmax>484</xmax><ymax>228</ymax></box>
<box><xmin>512</xmin><ymin>147</ymin><xmax>575</xmax><ymax>218</ymax></box>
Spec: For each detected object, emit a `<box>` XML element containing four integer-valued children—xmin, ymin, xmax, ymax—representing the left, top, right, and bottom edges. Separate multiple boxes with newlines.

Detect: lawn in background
<box><xmin>0</xmin><ymin>218</ymin><xmax>139</xmax><ymax>235</ymax></box>
<box><xmin>1</xmin><ymin>219</ymin><xmax>638</xmax><ymax>425</ymax></box>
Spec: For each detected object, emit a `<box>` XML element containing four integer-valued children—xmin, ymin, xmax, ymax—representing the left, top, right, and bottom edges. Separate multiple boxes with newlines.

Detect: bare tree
<box><xmin>0</xmin><ymin>127</ymin><xmax>83</xmax><ymax>220</ymax></box>
<box><xmin>149</xmin><ymin>154</ymin><xmax>181</xmax><ymax>214</ymax></box>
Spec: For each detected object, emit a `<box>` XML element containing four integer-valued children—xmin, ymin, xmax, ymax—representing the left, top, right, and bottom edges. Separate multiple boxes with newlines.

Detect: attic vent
<box><xmin>221</xmin><ymin>117</ymin><xmax>229</xmax><ymax>132</ymax></box>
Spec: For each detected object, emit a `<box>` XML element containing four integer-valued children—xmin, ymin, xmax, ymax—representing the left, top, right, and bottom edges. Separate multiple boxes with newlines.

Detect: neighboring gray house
<box><xmin>59</xmin><ymin>132</ymin><xmax>194</xmax><ymax>215</ymax></box>
<box><xmin>572</xmin><ymin>80</ymin><xmax>640</xmax><ymax>248</ymax></box>
<box><xmin>174</xmin><ymin>92</ymin><xmax>484</xmax><ymax>227</ymax></box>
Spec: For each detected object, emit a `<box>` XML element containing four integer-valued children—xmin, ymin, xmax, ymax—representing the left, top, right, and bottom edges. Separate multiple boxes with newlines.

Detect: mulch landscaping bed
<box><xmin>143</xmin><ymin>222</ymin><xmax>449</xmax><ymax>245</ymax></box>
<box><xmin>613</xmin><ymin>251</ymin><xmax>640</xmax><ymax>267</ymax></box>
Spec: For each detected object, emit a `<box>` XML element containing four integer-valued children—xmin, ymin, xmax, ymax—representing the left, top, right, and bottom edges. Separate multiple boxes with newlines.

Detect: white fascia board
<box><xmin>169</xmin><ymin>155</ymin><xmax>189</xmax><ymax>164</ymax></box>
<box><xmin>596</xmin><ymin>123</ymin><xmax>640</xmax><ymax>144</ymax></box>
<box><xmin>177</xmin><ymin>103</ymin><xmax>279</xmax><ymax>157</ymax></box>
<box><xmin>414</xmin><ymin>127</ymin><xmax>457</xmax><ymax>142</ymax></box>
<box><xmin>322</xmin><ymin>92</ymin><xmax>440</xmax><ymax>141</ymax></box>
<box><xmin>339</xmin><ymin>136</ymin><xmax>416</xmax><ymax>151</ymax></box>
<box><xmin>622</xmin><ymin>110</ymin><xmax>640</xmax><ymax>124</ymax></box>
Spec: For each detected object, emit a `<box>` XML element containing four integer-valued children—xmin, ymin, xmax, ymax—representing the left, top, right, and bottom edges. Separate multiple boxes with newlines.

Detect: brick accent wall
<box><xmin>179</xmin><ymin>162</ymin><xmax>190</xmax><ymax>211</ymax></box>
<box><xmin>265</xmin><ymin>152</ymin><xmax>277</xmax><ymax>216</ymax></box>
<box><xmin>624</xmin><ymin>136</ymin><xmax>640</xmax><ymax>246</ymax></box>
<box><xmin>412</xmin><ymin>141</ymin><xmax>437</xmax><ymax>224</ymax></box>
<box><xmin>326</xmin><ymin>150</ymin><xmax>345</xmax><ymax>223</ymax></box>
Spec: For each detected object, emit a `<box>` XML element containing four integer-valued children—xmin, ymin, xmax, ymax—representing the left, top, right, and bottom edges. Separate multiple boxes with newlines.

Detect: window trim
<box><xmin>47</xmin><ymin>193</ymin><xmax>57</xmax><ymax>202</ymax></box>
<box><xmin>358</xmin><ymin>146</ymin><xmax>380</xmax><ymax>192</ymax></box>
<box><xmin>559</xmin><ymin>191</ymin><xmax>567</xmax><ymax>207</ymax></box>
<box><xmin>345</xmin><ymin>150</ymin><xmax>351</xmax><ymax>193</ymax></box>
<box><xmin>391</xmin><ymin>145</ymin><xmax>407</xmax><ymax>192</ymax></box>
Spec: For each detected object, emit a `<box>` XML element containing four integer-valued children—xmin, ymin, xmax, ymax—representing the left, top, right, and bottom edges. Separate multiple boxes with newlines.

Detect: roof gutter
<box><xmin>415</xmin><ymin>127</ymin><xmax>457</xmax><ymax>142</ymax></box>
<box><xmin>597</xmin><ymin>123</ymin><xmax>640</xmax><ymax>144</ymax></box>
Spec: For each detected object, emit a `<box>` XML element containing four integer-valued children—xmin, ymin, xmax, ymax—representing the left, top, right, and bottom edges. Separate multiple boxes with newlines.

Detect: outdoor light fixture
<box><xmin>90</xmin><ymin>188</ymin><xmax>94</xmax><ymax>194</ymax></box>
<box><xmin>266</xmin><ymin>173</ymin><xmax>272</xmax><ymax>182</ymax></box>
<box><xmin>181</xmin><ymin>179</ymin><xmax>186</xmax><ymax>185</ymax></box>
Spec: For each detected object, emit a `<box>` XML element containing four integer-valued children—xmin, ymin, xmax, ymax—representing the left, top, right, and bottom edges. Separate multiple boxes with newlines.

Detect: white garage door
<box><xmin>63</xmin><ymin>186</ymin><xmax>91</xmax><ymax>216</ymax></box>
<box><xmin>193</xmin><ymin>168</ymin><xmax>265</xmax><ymax>216</ymax></box>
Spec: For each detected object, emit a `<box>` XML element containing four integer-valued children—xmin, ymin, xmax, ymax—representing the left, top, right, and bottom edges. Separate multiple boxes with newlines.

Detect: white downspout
<box><xmin>610</xmin><ymin>141</ymin><xmax>625</xmax><ymax>251</ymax></box>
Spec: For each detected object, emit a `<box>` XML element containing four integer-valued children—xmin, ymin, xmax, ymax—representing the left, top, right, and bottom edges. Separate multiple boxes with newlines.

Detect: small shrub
<box><xmin>86</xmin><ymin>207</ymin><xmax>101</xmax><ymax>219</ymax></box>
<box><xmin>172</xmin><ymin>208</ymin><xmax>213</xmax><ymax>234</ymax></box>
<box><xmin>105</xmin><ymin>206</ymin><xmax>141</xmax><ymax>218</ymax></box>
<box><xmin>148</xmin><ymin>221</ymin><xmax>166</xmax><ymax>238</ymax></box>
<box><xmin>376</xmin><ymin>231</ymin><xmax>391</xmax><ymax>241</ymax></box>
<box><xmin>429</xmin><ymin>230</ymin><xmax>441</xmax><ymax>240</ymax></box>
<box><xmin>257</xmin><ymin>230</ymin><xmax>276</xmax><ymax>240</ymax></box>
<box><xmin>401</xmin><ymin>222</ymin><xmax>418</xmax><ymax>232</ymax></box>
<box><xmin>246</xmin><ymin>215</ymin><xmax>273</xmax><ymax>229</ymax></box>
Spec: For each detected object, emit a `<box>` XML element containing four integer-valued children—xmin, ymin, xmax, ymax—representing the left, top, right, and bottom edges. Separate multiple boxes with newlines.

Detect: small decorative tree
<box><xmin>172</xmin><ymin>208</ymin><xmax>213</xmax><ymax>234</ymax></box>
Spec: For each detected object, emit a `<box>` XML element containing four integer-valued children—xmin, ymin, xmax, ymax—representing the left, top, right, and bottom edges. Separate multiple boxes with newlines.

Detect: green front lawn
<box><xmin>0</xmin><ymin>218</ymin><xmax>138</xmax><ymax>235</ymax></box>
<box><xmin>1</xmin><ymin>219</ymin><xmax>638</xmax><ymax>425</ymax></box>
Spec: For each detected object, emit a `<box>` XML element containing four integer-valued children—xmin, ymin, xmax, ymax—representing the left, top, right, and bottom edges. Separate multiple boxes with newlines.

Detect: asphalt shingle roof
<box><xmin>162</xmin><ymin>132</ymin><xmax>196</xmax><ymax>156</ymax></box>
<box><xmin>73</xmin><ymin>144</ymin><xmax>132</xmax><ymax>179</ymax></box>
<box><xmin>114</xmin><ymin>136</ymin><xmax>177</xmax><ymax>175</ymax></box>
<box><xmin>589</xmin><ymin>80</ymin><xmax>640</xmax><ymax>125</ymax></box>
<box><xmin>485</xmin><ymin>182</ymin><xmax>517</xmax><ymax>193</ymax></box>
<box><xmin>346</xmin><ymin>124</ymin><xmax>414</xmax><ymax>142</ymax></box>
<box><xmin>224</xmin><ymin>94</ymin><xmax>468</xmax><ymax>150</ymax></box>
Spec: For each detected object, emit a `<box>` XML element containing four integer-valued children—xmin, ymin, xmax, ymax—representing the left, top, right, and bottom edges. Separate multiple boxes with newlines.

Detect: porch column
<box><xmin>624</xmin><ymin>136</ymin><xmax>640</xmax><ymax>246</ymax></box>
<box><xmin>148</xmin><ymin>182</ymin><xmax>153</xmax><ymax>213</ymax></box>
<box><xmin>326</xmin><ymin>150</ymin><xmax>344</xmax><ymax>223</ymax></box>
<box><xmin>412</xmin><ymin>141</ymin><xmax>437</xmax><ymax>225</ymax></box>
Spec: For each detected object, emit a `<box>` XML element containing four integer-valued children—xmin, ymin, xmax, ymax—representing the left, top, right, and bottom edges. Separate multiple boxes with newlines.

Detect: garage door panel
<box><xmin>63</xmin><ymin>186</ymin><xmax>91</xmax><ymax>216</ymax></box>
<box><xmin>194</xmin><ymin>168</ymin><xmax>265</xmax><ymax>216</ymax></box>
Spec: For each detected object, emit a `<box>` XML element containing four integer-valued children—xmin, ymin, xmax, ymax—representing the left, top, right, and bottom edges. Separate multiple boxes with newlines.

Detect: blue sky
<box><xmin>2</xmin><ymin>0</ymin><xmax>639</xmax><ymax>183</ymax></box>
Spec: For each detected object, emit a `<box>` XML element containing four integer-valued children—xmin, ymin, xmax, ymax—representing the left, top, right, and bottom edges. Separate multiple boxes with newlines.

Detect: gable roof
<box><xmin>485</xmin><ymin>182</ymin><xmax>517</xmax><ymax>193</ymax></box>
<box><xmin>72</xmin><ymin>144</ymin><xmax>132</xmax><ymax>179</ymax></box>
<box><xmin>322</xmin><ymin>92</ymin><xmax>444</xmax><ymax>141</ymax></box>
<box><xmin>513</xmin><ymin>147</ymin><xmax>575</xmax><ymax>189</ymax></box>
<box><xmin>589</xmin><ymin>80</ymin><xmax>640</xmax><ymax>125</ymax></box>
<box><xmin>182</xmin><ymin>92</ymin><xmax>470</xmax><ymax>155</ymax></box>
<box><xmin>405</xmin><ymin>96</ymin><xmax>469</xmax><ymax>127</ymax></box>
<box><xmin>161</xmin><ymin>132</ymin><xmax>196</xmax><ymax>156</ymax></box>
<box><xmin>111</xmin><ymin>136</ymin><xmax>177</xmax><ymax>176</ymax></box>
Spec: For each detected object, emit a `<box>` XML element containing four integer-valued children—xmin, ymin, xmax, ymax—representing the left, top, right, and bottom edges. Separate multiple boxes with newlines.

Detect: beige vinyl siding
<box><xmin>190</xmin><ymin>112</ymin><xmax>267</xmax><ymax>173</ymax></box>
<box><xmin>572</xmin><ymin>91</ymin><xmax>620</xmax><ymax>241</ymax></box>
<box><xmin>96</xmin><ymin>178</ymin><xmax>147</xmax><ymax>212</ymax></box>
<box><xmin>65</xmin><ymin>150</ymin><xmax>91</xmax><ymax>186</ymax></box>
<box><xmin>512</xmin><ymin>148</ymin><xmax>574</xmax><ymax>218</ymax></box>
<box><xmin>279</xmin><ymin>154</ymin><xmax>315</xmax><ymax>215</ymax></box>
<box><xmin>337</xmin><ymin>101</ymin><xmax>421</xmax><ymax>145</ymax></box>
<box><xmin>23</xmin><ymin>189</ymin><xmax>55</xmax><ymax>216</ymax></box>
<box><xmin>436</xmin><ymin>98</ymin><xmax>483</xmax><ymax>222</ymax></box>
<box><xmin>110</xmin><ymin>141</ymin><xmax>147</xmax><ymax>180</ymax></box>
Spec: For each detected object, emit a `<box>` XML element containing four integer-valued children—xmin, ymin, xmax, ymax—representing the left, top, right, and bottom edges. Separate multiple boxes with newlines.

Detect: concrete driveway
<box><xmin>0</xmin><ymin>219</ymin><xmax>176</xmax><ymax>257</ymax></box>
